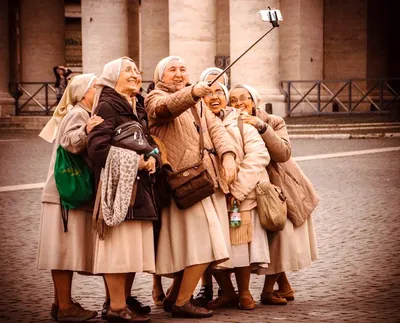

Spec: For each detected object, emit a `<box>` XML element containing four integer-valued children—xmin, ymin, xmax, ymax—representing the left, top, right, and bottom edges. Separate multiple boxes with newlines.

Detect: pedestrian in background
<box><xmin>229</xmin><ymin>84</ymin><xmax>319</xmax><ymax>305</ymax></box>
<box><xmin>37</xmin><ymin>73</ymin><xmax>101</xmax><ymax>322</ymax></box>
<box><xmin>53</xmin><ymin>65</ymin><xmax>72</xmax><ymax>103</ymax></box>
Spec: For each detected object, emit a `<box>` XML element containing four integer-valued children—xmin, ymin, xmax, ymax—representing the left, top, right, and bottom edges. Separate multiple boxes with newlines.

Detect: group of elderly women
<box><xmin>37</xmin><ymin>55</ymin><xmax>318</xmax><ymax>323</ymax></box>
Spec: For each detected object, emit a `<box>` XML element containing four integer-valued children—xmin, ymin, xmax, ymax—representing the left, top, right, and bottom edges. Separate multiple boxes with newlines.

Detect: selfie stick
<box><xmin>209</xmin><ymin>8</ymin><xmax>282</xmax><ymax>86</ymax></box>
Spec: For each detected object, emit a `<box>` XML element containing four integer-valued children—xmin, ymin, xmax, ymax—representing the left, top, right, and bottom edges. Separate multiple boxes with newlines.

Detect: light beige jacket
<box><xmin>222</xmin><ymin>108</ymin><xmax>270</xmax><ymax>211</ymax></box>
<box><xmin>145</xmin><ymin>83</ymin><xmax>235</xmax><ymax>191</ymax></box>
<box><xmin>257</xmin><ymin>108</ymin><xmax>319</xmax><ymax>223</ymax></box>
<box><xmin>41</xmin><ymin>104</ymin><xmax>91</xmax><ymax>205</ymax></box>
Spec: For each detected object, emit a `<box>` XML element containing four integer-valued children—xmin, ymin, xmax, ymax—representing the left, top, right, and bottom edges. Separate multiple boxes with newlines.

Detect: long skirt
<box><xmin>263</xmin><ymin>215</ymin><xmax>318</xmax><ymax>274</ymax></box>
<box><xmin>231</xmin><ymin>208</ymin><xmax>270</xmax><ymax>274</ymax></box>
<box><xmin>92</xmin><ymin>220</ymin><xmax>155</xmax><ymax>274</ymax></box>
<box><xmin>37</xmin><ymin>203</ymin><xmax>93</xmax><ymax>273</ymax></box>
<box><xmin>156</xmin><ymin>189</ymin><xmax>232</xmax><ymax>275</ymax></box>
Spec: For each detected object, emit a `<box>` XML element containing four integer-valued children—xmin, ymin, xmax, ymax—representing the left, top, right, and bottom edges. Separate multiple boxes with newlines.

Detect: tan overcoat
<box><xmin>145</xmin><ymin>83</ymin><xmax>235</xmax><ymax>275</ymax></box>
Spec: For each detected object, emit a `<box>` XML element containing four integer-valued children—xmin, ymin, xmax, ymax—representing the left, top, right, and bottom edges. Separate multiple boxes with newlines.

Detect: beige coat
<box><xmin>37</xmin><ymin>104</ymin><xmax>93</xmax><ymax>272</ymax></box>
<box><xmin>257</xmin><ymin>109</ymin><xmax>319</xmax><ymax>222</ymax></box>
<box><xmin>256</xmin><ymin>108</ymin><xmax>318</xmax><ymax>273</ymax></box>
<box><xmin>145</xmin><ymin>83</ymin><xmax>235</xmax><ymax>275</ymax></box>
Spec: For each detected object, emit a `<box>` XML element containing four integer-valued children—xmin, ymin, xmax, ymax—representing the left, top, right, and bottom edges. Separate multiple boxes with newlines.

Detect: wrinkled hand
<box><xmin>192</xmin><ymin>81</ymin><xmax>211</xmax><ymax>98</ymax></box>
<box><xmin>240</xmin><ymin>114</ymin><xmax>264</xmax><ymax>129</ymax></box>
<box><xmin>138</xmin><ymin>155</ymin><xmax>156</xmax><ymax>174</ymax></box>
<box><xmin>222</xmin><ymin>153</ymin><xmax>237</xmax><ymax>185</ymax></box>
<box><xmin>86</xmin><ymin>114</ymin><xmax>104</xmax><ymax>133</ymax></box>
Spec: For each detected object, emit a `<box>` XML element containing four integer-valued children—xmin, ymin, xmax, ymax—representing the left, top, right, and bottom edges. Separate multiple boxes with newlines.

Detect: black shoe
<box><xmin>163</xmin><ymin>298</ymin><xmax>175</xmax><ymax>313</ymax></box>
<box><xmin>195</xmin><ymin>285</ymin><xmax>213</xmax><ymax>307</ymax></box>
<box><xmin>102</xmin><ymin>300</ymin><xmax>110</xmax><ymax>320</ymax></box>
<box><xmin>126</xmin><ymin>296</ymin><xmax>151</xmax><ymax>314</ymax></box>
<box><xmin>218</xmin><ymin>287</ymin><xmax>223</xmax><ymax>297</ymax></box>
<box><xmin>50</xmin><ymin>303</ymin><xmax>58</xmax><ymax>320</ymax></box>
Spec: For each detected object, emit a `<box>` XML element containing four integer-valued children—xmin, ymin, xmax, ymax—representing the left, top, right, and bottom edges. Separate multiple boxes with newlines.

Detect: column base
<box><xmin>0</xmin><ymin>92</ymin><xmax>15</xmax><ymax>116</ymax></box>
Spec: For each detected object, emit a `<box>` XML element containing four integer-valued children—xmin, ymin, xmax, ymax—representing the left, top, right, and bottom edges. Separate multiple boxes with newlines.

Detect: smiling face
<box><xmin>229</xmin><ymin>87</ymin><xmax>254</xmax><ymax>115</ymax></box>
<box><xmin>115</xmin><ymin>59</ymin><xmax>142</xmax><ymax>96</ymax></box>
<box><xmin>162</xmin><ymin>60</ymin><xmax>189</xmax><ymax>91</ymax></box>
<box><xmin>203</xmin><ymin>83</ymin><xmax>227</xmax><ymax>115</ymax></box>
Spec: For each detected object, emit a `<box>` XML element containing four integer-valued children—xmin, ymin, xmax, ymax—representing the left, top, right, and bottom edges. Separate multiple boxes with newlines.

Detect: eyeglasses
<box><xmin>229</xmin><ymin>95</ymin><xmax>252</xmax><ymax>105</ymax></box>
<box><xmin>205</xmin><ymin>89</ymin><xmax>225</xmax><ymax>98</ymax></box>
<box><xmin>124</xmin><ymin>66</ymin><xmax>143</xmax><ymax>75</ymax></box>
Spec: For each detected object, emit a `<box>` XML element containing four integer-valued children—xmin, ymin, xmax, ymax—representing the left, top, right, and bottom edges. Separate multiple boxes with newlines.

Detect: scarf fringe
<box><xmin>230</xmin><ymin>211</ymin><xmax>253</xmax><ymax>245</ymax></box>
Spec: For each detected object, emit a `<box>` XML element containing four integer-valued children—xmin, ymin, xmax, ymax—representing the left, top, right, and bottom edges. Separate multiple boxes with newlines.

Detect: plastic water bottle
<box><xmin>145</xmin><ymin>147</ymin><xmax>159</xmax><ymax>160</ymax></box>
<box><xmin>229</xmin><ymin>200</ymin><xmax>241</xmax><ymax>228</ymax></box>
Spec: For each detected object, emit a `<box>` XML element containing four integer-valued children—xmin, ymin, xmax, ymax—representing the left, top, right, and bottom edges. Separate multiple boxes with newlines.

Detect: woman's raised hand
<box><xmin>222</xmin><ymin>153</ymin><xmax>237</xmax><ymax>184</ymax></box>
<box><xmin>86</xmin><ymin>114</ymin><xmax>104</xmax><ymax>133</ymax></box>
<box><xmin>240</xmin><ymin>114</ymin><xmax>264</xmax><ymax>128</ymax></box>
<box><xmin>192</xmin><ymin>81</ymin><xmax>211</xmax><ymax>98</ymax></box>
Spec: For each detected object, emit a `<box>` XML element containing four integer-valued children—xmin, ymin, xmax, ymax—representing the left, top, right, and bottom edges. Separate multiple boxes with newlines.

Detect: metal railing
<box><xmin>280</xmin><ymin>78</ymin><xmax>400</xmax><ymax>116</ymax></box>
<box><xmin>10</xmin><ymin>82</ymin><xmax>57</xmax><ymax>115</ymax></box>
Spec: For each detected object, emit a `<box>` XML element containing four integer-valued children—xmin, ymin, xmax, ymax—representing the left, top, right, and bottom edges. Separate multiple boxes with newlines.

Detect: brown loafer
<box><xmin>274</xmin><ymin>289</ymin><xmax>295</xmax><ymax>301</ymax></box>
<box><xmin>172</xmin><ymin>301</ymin><xmax>213</xmax><ymax>318</ymax></box>
<box><xmin>126</xmin><ymin>296</ymin><xmax>151</xmax><ymax>314</ymax></box>
<box><xmin>239</xmin><ymin>293</ymin><xmax>256</xmax><ymax>310</ymax></box>
<box><xmin>57</xmin><ymin>303</ymin><xmax>98</xmax><ymax>322</ymax></box>
<box><xmin>106</xmin><ymin>306</ymin><xmax>150</xmax><ymax>323</ymax></box>
<box><xmin>207</xmin><ymin>294</ymin><xmax>239</xmax><ymax>309</ymax></box>
<box><xmin>260</xmin><ymin>292</ymin><xmax>287</xmax><ymax>305</ymax></box>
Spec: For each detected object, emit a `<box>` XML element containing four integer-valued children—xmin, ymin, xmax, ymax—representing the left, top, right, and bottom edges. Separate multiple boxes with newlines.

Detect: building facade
<box><xmin>0</xmin><ymin>0</ymin><xmax>398</xmax><ymax>116</ymax></box>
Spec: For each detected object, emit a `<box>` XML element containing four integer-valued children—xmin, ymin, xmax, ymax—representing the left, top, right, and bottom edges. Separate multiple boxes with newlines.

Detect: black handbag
<box><xmin>167</xmin><ymin>107</ymin><xmax>215</xmax><ymax>209</ymax></box>
<box><xmin>111</xmin><ymin>121</ymin><xmax>154</xmax><ymax>155</ymax></box>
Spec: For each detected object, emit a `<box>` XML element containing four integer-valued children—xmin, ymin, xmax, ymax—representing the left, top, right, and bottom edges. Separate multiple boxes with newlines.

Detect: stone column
<box><xmin>280</xmin><ymin>0</ymin><xmax>323</xmax><ymax>114</ymax></box>
<box><xmin>128</xmin><ymin>0</ymin><xmax>140</xmax><ymax>66</ymax></box>
<box><xmin>169</xmin><ymin>0</ymin><xmax>217</xmax><ymax>82</ymax></box>
<box><xmin>19</xmin><ymin>0</ymin><xmax>65</xmax><ymax>82</ymax></box>
<box><xmin>140</xmin><ymin>0</ymin><xmax>169</xmax><ymax>86</ymax></box>
<box><xmin>229</xmin><ymin>0</ymin><xmax>286</xmax><ymax>116</ymax></box>
<box><xmin>82</xmin><ymin>0</ymin><xmax>129</xmax><ymax>75</ymax></box>
<box><xmin>0</xmin><ymin>0</ymin><xmax>14</xmax><ymax>115</ymax></box>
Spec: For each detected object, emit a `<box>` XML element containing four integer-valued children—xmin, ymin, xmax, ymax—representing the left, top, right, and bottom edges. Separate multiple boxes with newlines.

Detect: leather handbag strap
<box><xmin>190</xmin><ymin>105</ymin><xmax>205</xmax><ymax>159</ymax></box>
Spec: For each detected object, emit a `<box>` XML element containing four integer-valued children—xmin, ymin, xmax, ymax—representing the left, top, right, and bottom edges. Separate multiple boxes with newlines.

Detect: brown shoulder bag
<box><xmin>166</xmin><ymin>107</ymin><xmax>215</xmax><ymax>209</ymax></box>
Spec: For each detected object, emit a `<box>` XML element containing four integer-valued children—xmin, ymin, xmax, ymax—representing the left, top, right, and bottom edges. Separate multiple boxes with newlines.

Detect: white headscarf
<box><xmin>153</xmin><ymin>55</ymin><xmax>186</xmax><ymax>84</ymax></box>
<box><xmin>92</xmin><ymin>56</ymin><xmax>135</xmax><ymax>114</ymax></box>
<box><xmin>199</xmin><ymin>67</ymin><xmax>229</xmax><ymax>86</ymax></box>
<box><xmin>39</xmin><ymin>73</ymin><xmax>96</xmax><ymax>142</ymax></box>
<box><xmin>230</xmin><ymin>84</ymin><xmax>261</xmax><ymax>108</ymax></box>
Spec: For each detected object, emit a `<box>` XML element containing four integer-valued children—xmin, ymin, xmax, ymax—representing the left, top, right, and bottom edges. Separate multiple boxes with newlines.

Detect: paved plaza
<box><xmin>0</xmin><ymin>132</ymin><xmax>400</xmax><ymax>322</ymax></box>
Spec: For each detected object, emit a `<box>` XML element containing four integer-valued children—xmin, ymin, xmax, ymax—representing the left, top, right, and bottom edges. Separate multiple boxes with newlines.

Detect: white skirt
<box><xmin>156</xmin><ymin>189</ymin><xmax>232</xmax><ymax>275</ymax></box>
<box><xmin>92</xmin><ymin>220</ymin><xmax>155</xmax><ymax>274</ymax></box>
<box><xmin>37</xmin><ymin>203</ymin><xmax>93</xmax><ymax>273</ymax></box>
<box><xmin>263</xmin><ymin>215</ymin><xmax>318</xmax><ymax>274</ymax></box>
<box><xmin>231</xmin><ymin>208</ymin><xmax>270</xmax><ymax>274</ymax></box>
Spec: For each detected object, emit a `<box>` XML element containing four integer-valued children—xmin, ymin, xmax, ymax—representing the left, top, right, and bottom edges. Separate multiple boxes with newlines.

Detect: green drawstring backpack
<box><xmin>54</xmin><ymin>145</ymin><xmax>94</xmax><ymax>232</ymax></box>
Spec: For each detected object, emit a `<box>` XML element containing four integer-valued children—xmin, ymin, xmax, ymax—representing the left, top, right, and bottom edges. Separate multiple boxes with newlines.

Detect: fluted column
<box><xmin>82</xmin><ymin>0</ymin><xmax>129</xmax><ymax>75</ymax></box>
<box><xmin>229</xmin><ymin>0</ymin><xmax>285</xmax><ymax>116</ymax></box>
<box><xmin>169</xmin><ymin>0</ymin><xmax>217</xmax><ymax>81</ymax></box>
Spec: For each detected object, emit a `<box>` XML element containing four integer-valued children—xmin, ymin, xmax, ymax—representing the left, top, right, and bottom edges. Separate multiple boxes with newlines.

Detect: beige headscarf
<box><xmin>199</xmin><ymin>67</ymin><xmax>229</xmax><ymax>86</ymax></box>
<box><xmin>92</xmin><ymin>56</ymin><xmax>135</xmax><ymax>114</ymax></box>
<box><xmin>39</xmin><ymin>73</ymin><xmax>96</xmax><ymax>143</ymax></box>
<box><xmin>230</xmin><ymin>84</ymin><xmax>261</xmax><ymax>108</ymax></box>
<box><xmin>153</xmin><ymin>55</ymin><xmax>186</xmax><ymax>84</ymax></box>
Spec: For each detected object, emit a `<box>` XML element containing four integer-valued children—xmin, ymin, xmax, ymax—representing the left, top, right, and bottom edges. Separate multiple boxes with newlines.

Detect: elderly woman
<box><xmin>194</xmin><ymin>66</ymin><xmax>230</xmax><ymax>305</ymax></box>
<box><xmin>145</xmin><ymin>56</ymin><xmax>237</xmax><ymax>319</ymax></box>
<box><xmin>87</xmin><ymin>57</ymin><xmax>157</xmax><ymax>323</ymax></box>
<box><xmin>229</xmin><ymin>84</ymin><xmax>319</xmax><ymax>305</ymax></box>
<box><xmin>37</xmin><ymin>73</ymin><xmax>101</xmax><ymax>322</ymax></box>
<box><xmin>202</xmin><ymin>81</ymin><xmax>271</xmax><ymax>310</ymax></box>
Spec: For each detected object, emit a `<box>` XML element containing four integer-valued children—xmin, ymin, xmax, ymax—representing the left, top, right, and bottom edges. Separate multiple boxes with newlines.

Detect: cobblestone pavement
<box><xmin>0</xmin><ymin>132</ymin><xmax>400</xmax><ymax>322</ymax></box>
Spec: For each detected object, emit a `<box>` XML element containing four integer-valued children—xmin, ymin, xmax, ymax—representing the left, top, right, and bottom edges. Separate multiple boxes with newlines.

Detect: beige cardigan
<box><xmin>221</xmin><ymin>108</ymin><xmax>270</xmax><ymax>211</ymax></box>
<box><xmin>145</xmin><ymin>83</ymin><xmax>235</xmax><ymax>192</ymax></box>
<box><xmin>41</xmin><ymin>104</ymin><xmax>91</xmax><ymax>206</ymax></box>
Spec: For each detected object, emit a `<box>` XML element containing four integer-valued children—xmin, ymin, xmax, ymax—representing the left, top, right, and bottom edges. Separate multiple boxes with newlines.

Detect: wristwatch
<box><xmin>256</xmin><ymin>122</ymin><xmax>267</xmax><ymax>134</ymax></box>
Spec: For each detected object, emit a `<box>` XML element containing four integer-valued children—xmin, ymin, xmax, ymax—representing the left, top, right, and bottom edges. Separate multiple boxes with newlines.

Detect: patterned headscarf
<box><xmin>199</xmin><ymin>67</ymin><xmax>229</xmax><ymax>86</ymax></box>
<box><xmin>230</xmin><ymin>84</ymin><xmax>261</xmax><ymax>108</ymax></box>
<box><xmin>39</xmin><ymin>73</ymin><xmax>96</xmax><ymax>143</ymax></box>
